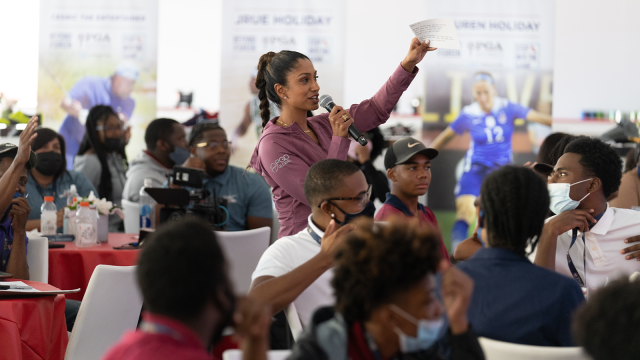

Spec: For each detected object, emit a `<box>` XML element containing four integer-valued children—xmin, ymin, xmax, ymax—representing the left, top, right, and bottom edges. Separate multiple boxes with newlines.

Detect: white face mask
<box><xmin>390</xmin><ymin>304</ymin><xmax>444</xmax><ymax>353</ymax></box>
<box><xmin>548</xmin><ymin>178</ymin><xmax>593</xmax><ymax>214</ymax></box>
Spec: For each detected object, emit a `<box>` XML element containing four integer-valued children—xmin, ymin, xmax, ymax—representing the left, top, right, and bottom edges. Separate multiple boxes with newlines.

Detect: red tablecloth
<box><xmin>48</xmin><ymin>233</ymin><xmax>140</xmax><ymax>301</ymax></box>
<box><xmin>0</xmin><ymin>280</ymin><xmax>69</xmax><ymax>360</ymax></box>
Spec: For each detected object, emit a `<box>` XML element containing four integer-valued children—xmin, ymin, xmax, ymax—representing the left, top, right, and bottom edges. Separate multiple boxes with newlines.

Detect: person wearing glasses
<box><xmin>179</xmin><ymin>123</ymin><xmax>272</xmax><ymax>231</ymax></box>
<box><xmin>249</xmin><ymin>159</ymin><xmax>373</xmax><ymax>326</ymax></box>
<box><xmin>74</xmin><ymin>105</ymin><xmax>128</xmax><ymax>231</ymax></box>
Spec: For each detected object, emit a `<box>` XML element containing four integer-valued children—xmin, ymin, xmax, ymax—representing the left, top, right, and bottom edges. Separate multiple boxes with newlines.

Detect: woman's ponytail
<box><xmin>256</xmin><ymin>52</ymin><xmax>276</xmax><ymax>127</ymax></box>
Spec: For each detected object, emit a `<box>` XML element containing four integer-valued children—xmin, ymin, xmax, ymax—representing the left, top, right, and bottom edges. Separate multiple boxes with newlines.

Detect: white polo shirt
<box><xmin>251</xmin><ymin>215</ymin><xmax>334</xmax><ymax>326</ymax></box>
<box><xmin>554</xmin><ymin>206</ymin><xmax>640</xmax><ymax>294</ymax></box>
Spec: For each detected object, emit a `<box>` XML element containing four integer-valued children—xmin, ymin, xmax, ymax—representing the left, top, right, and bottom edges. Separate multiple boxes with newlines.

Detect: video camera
<box><xmin>145</xmin><ymin>166</ymin><xmax>229</xmax><ymax>230</ymax></box>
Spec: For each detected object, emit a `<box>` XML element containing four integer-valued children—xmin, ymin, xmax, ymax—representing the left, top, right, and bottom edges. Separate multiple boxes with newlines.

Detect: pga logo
<box><xmin>271</xmin><ymin>154</ymin><xmax>291</xmax><ymax>173</ymax></box>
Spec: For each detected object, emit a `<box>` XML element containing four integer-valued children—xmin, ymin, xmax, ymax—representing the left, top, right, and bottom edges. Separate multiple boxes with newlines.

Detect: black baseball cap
<box><xmin>533</xmin><ymin>163</ymin><xmax>554</xmax><ymax>176</ymax></box>
<box><xmin>0</xmin><ymin>143</ymin><xmax>38</xmax><ymax>170</ymax></box>
<box><xmin>384</xmin><ymin>137</ymin><xmax>438</xmax><ymax>170</ymax></box>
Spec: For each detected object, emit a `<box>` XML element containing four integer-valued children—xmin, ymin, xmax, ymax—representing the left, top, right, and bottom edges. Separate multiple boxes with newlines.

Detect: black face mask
<box><xmin>103</xmin><ymin>137</ymin><xmax>123</xmax><ymax>152</ymax></box>
<box><xmin>35</xmin><ymin>151</ymin><xmax>63</xmax><ymax>176</ymax></box>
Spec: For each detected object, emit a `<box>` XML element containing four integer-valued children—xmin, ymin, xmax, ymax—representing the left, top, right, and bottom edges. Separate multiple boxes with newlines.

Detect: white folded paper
<box><xmin>409</xmin><ymin>18</ymin><xmax>460</xmax><ymax>50</ymax></box>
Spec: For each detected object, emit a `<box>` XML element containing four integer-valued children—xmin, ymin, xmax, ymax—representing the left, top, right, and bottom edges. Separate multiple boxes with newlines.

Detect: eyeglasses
<box><xmin>317</xmin><ymin>184</ymin><xmax>372</xmax><ymax>209</ymax></box>
<box><xmin>195</xmin><ymin>140</ymin><xmax>231</xmax><ymax>150</ymax></box>
<box><xmin>96</xmin><ymin>125</ymin><xmax>124</xmax><ymax>132</ymax></box>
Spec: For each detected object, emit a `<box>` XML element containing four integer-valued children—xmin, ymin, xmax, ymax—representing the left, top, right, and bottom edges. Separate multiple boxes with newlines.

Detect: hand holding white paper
<box><xmin>409</xmin><ymin>19</ymin><xmax>460</xmax><ymax>50</ymax></box>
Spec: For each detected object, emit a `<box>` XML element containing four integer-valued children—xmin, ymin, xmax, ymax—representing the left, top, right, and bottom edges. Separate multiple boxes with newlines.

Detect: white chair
<box><xmin>26</xmin><ymin>236</ymin><xmax>48</xmax><ymax>283</ymax></box>
<box><xmin>65</xmin><ymin>265</ymin><xmax>143</xmax><ymax>360</ymax></box>
<box><xmin>215</xmin><ymin>227</ymin><xmax>271</xmax><ymax>295</ymax></box>
<box><xmin>478</xmin><ymin>337</ymin><xmax>590</xmax><ymax>360</ymax></box>
<box><xmin>284</xmin><ymin>302</ymin><xmax>303</xmax><ymax>342</ymax></box>
<box><xmin>121</xmin><ymin>199</ymin><xmax>140</xmax><ymax>234</ymax></box>
<box><xmin>223</xmin><ymin>349</ymin><xmax>291</xmax><ymax>360</ymax></box>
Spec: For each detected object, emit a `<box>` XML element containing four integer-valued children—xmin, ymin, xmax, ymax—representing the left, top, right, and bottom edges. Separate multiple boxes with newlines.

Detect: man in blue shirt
<box><xmin>454</xmin><ymin>165</ymin><xmax>584</xmax><ymax>346</ymax></box>
<box><xmin>59</xmin><ymin>63</ymin><xmax>138</xmax><ymax>169</ymax></box>
<box><xmin>430</xmin><ymin>72</ymin><xmax>552</xmax><ymax>253</ymax></box>
<box><xmin>0</xmin><ymin>121</ymin><xmax>38</xmax><ymax>279</ymax></box>
<box><xmin>178</xmin><ymin>123</ymin><xmax>273</xmax><ymax>232</ymax></box>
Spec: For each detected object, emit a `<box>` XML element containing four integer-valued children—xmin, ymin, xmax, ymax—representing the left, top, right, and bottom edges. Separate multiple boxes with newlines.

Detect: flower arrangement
<box><xmin>66</xmin><ymin>191</ymin><xmax>119</xmax><ymax>215</ymax></box>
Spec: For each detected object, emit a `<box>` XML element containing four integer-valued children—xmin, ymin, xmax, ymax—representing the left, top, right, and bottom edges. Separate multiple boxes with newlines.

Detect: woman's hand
<box><xmin>328</xmin><ymin>105</ymin><xmax>354</xmax><ymax>138</ymax></box>
<box><xmin>401</xmin><ymin>38</ymin><xmax>437</xmax><ymax>73</ymax></box>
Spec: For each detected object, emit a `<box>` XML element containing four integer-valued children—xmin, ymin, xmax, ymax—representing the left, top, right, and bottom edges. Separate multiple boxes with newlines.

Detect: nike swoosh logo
<box><xmin>408</xmin><ymin>142</ymin><xmax>420</xmax><ymax>148</ymax></box>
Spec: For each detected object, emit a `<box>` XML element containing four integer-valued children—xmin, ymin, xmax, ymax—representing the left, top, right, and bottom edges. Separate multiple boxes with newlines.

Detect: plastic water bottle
<box><xmin>67</xmin><ymin>184</ymin><xmax>78</xmax><ymax>206</ymax></box>
<box><xmin>139</xmin><ymin>178</ymin><xmax>155</xmax><ymax>230</ymax></box>
<box><xmin>41</xmin><ymin>196</ymin><xmax>57</xmax><ymax>235</ymax></box>
<box><xmin>64</xmin><ymin>197</ymin><xmax>78</xmax><ymax>235</ymax></box>
<box><xmin>75</xmin><ymin>202</ymin><xmax>97</xmax><ymax>247</ymax></box>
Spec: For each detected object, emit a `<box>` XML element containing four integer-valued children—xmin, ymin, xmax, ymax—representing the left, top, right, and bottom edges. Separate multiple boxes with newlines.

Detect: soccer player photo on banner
<box><xmin>38</xmin><ymin>0</ymin><xmax>158</xmax><ymax>167</ymax></box>
<box><xmin>421</xmin><ymin>0</ymin><xmax>555</xmax><ymax>250</ymax></box>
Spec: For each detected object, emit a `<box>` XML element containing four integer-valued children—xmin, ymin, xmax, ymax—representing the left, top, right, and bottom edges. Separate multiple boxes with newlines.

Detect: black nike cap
<box><xmin>384</xmin><ymin>137</ymin><xmax>438</xmax><ymax>170</ymax></box>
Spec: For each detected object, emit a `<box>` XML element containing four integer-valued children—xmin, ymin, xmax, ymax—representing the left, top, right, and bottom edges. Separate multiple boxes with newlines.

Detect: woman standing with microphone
<box><xmin>250</xmin><ymin>38</ymin><xmax>435</xmax><ymax>238</ymax></box>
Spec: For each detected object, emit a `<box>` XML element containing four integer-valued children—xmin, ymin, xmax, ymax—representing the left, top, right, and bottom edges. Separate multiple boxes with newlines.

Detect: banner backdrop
<box><xmin>422</xmin><ymin>0</ymin><xmax>555</xmax><ymax>211</ymax></box>
<box><xmin>220</xmin><ymin>0</ymin><xmax>346</xmax><ymax>165</ymax></box>
<box><xmin>38</xmin><ymin>0</ymin><xmax>158</xmax><ymax>161</ymax></box>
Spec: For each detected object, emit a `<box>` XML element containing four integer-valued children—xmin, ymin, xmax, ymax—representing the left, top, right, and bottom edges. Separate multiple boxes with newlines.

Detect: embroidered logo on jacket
<box><xmin>271</xmin><ymin>154</ymin><xmax>291</xmax><ymax>173</ymax></box>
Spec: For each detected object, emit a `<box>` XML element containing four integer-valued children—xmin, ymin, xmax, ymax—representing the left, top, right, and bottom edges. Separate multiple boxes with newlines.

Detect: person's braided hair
<box><xmin>255</xmin><ymin>50</ymin><xmax>310</xmax><ymax>127</ymax></box>
<box><xmin>480</xmin><ymin>166</ymin><xmax>549</xmax><ymax>257</ymax></box>
<box><xmin>332</xmin><ymin>218</ymin><xmax>442</xmax><ymax>324</ymax></box>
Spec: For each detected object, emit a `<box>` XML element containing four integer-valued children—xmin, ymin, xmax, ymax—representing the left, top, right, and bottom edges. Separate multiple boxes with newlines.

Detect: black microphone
<box><xmin>319</xmin><ymin>95</ymin><xmax>368</xmax><ymax>146</ymax></box>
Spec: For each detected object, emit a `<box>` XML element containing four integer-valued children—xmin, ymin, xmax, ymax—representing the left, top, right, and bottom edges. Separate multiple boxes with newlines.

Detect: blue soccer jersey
<box><xmin>450</xmin><ymin>97</ymin><xmax>531</xmax><ymax>169</ymax></box>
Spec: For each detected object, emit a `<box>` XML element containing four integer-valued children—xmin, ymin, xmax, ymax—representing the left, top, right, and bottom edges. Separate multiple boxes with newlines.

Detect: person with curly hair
<box><xmin>572</xmin><ymin>278</ymin><xmax>640</xmax><ymax>360</ymax></box>
<box><xmin>455</xmin><ymin>166</ymin><xmax>584</xmax><ymax>346</ymax></box>
<box><xmin>535</xmin><ymin>136</ymin><xmax>640</xmax><ymax>294</ymax></box>
<box><xmin>288</xmin><ymin>218</ymin><xmax>483</xmax><ymax>360</ymax></box>
<box><xmin>249</xmin><ymin>38</ymin><xmax>436</xmax><ymax>239</ymax></box>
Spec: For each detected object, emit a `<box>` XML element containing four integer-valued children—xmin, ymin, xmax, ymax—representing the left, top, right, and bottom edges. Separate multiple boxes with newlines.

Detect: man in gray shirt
<box><xmin>123</xmin><ymin>119</ymin><xmax>189</xmax><ymax>202</ymax></box>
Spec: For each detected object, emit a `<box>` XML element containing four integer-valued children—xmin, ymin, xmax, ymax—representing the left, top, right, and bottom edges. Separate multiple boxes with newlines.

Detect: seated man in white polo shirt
<box><xmin>249</xmin><ymin>159</ymin><xmax>375</xmax><ymax>326</ymax></box>
<box><xmin>535</xmin><ymin>136</ymin><xmax>640</xmax><ymax>294</ymax></box>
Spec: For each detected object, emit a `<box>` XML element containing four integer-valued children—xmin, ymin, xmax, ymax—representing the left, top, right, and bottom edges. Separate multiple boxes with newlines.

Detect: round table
<box><xmin>48</xmin><ymin>233</ymin><xmax>140</xmax><ymax>301</ymax></box>
<box><xmin>0</xmin><ymin>280</ymin><xmax>69</xmax><ymax>360</ymax></box>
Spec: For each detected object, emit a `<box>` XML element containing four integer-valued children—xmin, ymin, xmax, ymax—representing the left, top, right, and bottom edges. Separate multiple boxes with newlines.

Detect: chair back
<box><xmin>223</xmin><ymin>349</ymin><xmax>291</xmax><ymax>360</ymax></box>
<box><xmin>285</xmin><ymin>302</ymin><xmax>303</xmax><ymax>342</ymax></box>
<box><xmin>121</xmin><ymin>199</ymin><xmax>140</xmax><ymax>234</ymax></box>
<box><xmin>26</xmin><ymin>236</ymin><xmax>48</xmax><ymax>283</ymax></box>
<box><xmin>215</xmin><ymin>227</ymin><xmax>270</xmax><ymax>295</ymax></box>
<box><xmin>65</xmin><ymin>265</ymin><xmax>143</xmax><ymax>360</ymax></box>
<box><xmin>478</xmin><ymin>337</ymin><xmax>590</xmax><ymax>360</ymax></box>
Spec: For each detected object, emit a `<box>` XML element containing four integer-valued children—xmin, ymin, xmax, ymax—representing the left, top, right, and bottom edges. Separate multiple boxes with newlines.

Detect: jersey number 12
<box><xmin>484</xmin><ymin>126</ymin><xmax>504</xmax><ymax>144</ymax></box>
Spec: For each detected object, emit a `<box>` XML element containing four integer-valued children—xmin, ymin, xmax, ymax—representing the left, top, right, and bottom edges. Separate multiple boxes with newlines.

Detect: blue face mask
<box><xmin>548</xmin><ymin>178</ymin><xmax>592</xmax><ymax>214</ymax></box>
<box><xmin>169</xmin><ymin>146</ymin><xmax>191</xmax><ymax>166</ymax></box>
<box><xmin>334</xmin><ymin>201</ymin><xmax>376</xmax><ymax>226</ymax></box>
<box><xmin>390</xmin><ymin>304</ymin><xmax>444</xmax><ymax>353</ymax></box>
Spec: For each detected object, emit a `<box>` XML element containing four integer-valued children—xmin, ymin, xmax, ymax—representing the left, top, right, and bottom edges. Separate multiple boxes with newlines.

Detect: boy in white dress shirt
<box><xmin>535</xmin><ymin>137</ymin><xmax>640</xmax><ymax>294</ymax></box>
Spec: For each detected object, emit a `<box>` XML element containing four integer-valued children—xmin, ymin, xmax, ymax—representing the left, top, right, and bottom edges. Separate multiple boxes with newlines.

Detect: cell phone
<box><xmin>48</xmin><ymin>243</ymin><xmax>66</xmax><ymax>249</ymax></box>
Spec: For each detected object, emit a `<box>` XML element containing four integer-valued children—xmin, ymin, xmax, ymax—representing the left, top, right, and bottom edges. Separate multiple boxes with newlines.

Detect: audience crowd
<box><xmin>3</xmin><ymin>41</ymin><xmax>640</xmax><ymax>360</ymax></box>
